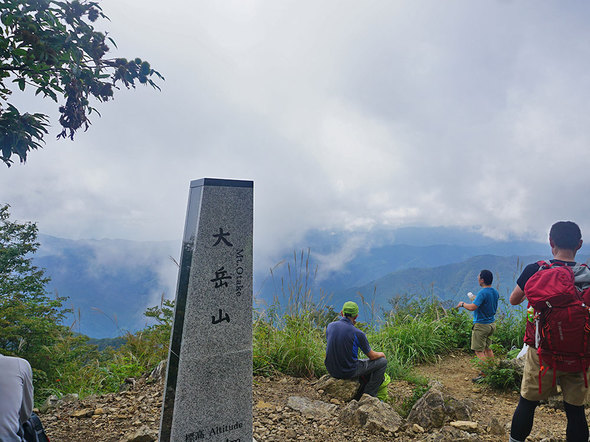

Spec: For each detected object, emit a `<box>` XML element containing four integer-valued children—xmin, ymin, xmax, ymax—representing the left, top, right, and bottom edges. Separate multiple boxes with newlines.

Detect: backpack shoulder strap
<box><xmin>573</xmin><ymin>263</ymin><xmax>590</xmax><ymax>292</ymax></box>
<box><xmin>536</xmin><ymin>260</ymin><xmax>553</xmax><ymax>270</ymax></box>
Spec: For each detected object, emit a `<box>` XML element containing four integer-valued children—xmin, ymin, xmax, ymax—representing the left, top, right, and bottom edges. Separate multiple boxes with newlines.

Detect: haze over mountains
<box><xmin>34</xmin><ymin>227</ymin><xmax>587</xmax><ymax>338</ymax></box>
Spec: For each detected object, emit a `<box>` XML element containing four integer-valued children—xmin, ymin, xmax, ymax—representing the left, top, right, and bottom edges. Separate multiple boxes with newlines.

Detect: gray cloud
<box><xmin>3</xmin><ymin>0</ymin><xmax>590</xmax><ymax>275</ymax></box>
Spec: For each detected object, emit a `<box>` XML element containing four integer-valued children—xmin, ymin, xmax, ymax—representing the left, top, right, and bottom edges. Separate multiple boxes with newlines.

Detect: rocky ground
<box><xmin>39</xmin><ymin>353</ymin><xmax>580</xmax><ymax>441</ymax></box>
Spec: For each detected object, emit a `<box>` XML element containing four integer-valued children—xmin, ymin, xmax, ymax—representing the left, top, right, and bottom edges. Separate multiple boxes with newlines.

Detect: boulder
<box><xmin>339</xmin><ymin>394</ymin><xmax>403</xmax><ymax>434</ymax></box>
<box><xmin>485</xmin><ymin>417</ymin><xmax>506</xmax><ymax>436</ymax></box>
<box><xmin>287</xmin><ymin>396</ymin><xmax>338</xmax><ymax>418</ymax></box>
<box><xmin>407</xmin><ymin>388</ymin><xmax>472</xmax><ymax>430</ymax></box>
<box><xmin>504</xmin><ymin>356</ymin><xmax>525</xmax><ymax>374</ymax></box>
<box><xmin>119</xmin><ymin>377</ymin><xmax>137</xmax><ymax>392</ymax></box>
<box><xmin>119</xmin><ymin>426</ymin><xmax>158</xmax><ymax>442</ymax></box>
<box><xmin>424</xmin><ymin>425</ymin><xmax>482</xmax><ymax>441</ymax></box>
<box><xmin>39</xmin><ymin>395</ymin><xmax>60</xmax><ymax>413</ymax></box>
<box><xmin>314</xmin><ymin>374</ymin><xmax>361</xmax><ymax>402</ymax></box>
<box><xmin>450</xmin><ymin>421</ymin><xmax>478</xmax><ymax>432</ymax></box>
<box><xmin>70</xmin><ymin>408</ymin><xmax>94</xmax><ymax>418</ymax></box>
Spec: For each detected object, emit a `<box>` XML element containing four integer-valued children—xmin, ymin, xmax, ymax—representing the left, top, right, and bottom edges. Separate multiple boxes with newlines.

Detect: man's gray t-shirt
<box><xmin>0</xmin><ymin>355</ymin><xmax>34</xmax><ymax>442</ymax></box>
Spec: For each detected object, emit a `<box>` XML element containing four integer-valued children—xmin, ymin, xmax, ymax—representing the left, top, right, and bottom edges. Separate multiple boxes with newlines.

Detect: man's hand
<box><xmin>367</xmin><ymin>350</ymin><xmax>385</xmax><ymax>360</ymax></box>
<box><xmin>509</xmin><ymin>285</ymin><xmax>526</xmax><ymax>305</ymax></box>
<box><xmin>456</xmin><ymin>301</ymin><xmax>477</xmax><ymax>311</ymax></box>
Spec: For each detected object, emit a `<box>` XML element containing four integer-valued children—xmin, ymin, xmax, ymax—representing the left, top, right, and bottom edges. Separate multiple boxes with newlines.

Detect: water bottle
<box><xmin>527</xmin><ymin>306</ymin><xmax>535</xmax><ymax>322</ymax></box>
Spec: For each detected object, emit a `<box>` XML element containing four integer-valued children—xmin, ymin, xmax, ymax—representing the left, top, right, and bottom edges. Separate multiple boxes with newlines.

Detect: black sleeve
<box><xmin>516</xmin><ymin>262</ymin><xmax>541</xmax><ymax>290</ymax></box>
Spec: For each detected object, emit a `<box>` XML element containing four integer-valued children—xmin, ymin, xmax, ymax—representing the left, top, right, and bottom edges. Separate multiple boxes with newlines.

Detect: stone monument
<box><xmin>159</xmin><ymin>178</ymin><xmax>253</xmax><ymax>442</ymax></box>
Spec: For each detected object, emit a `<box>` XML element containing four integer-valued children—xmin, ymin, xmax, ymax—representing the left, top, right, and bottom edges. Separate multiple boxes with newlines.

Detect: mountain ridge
<box><xmin>33</xmin><ymin>227</ymin><xmax>573</xmax><ymax>338</ymax></box>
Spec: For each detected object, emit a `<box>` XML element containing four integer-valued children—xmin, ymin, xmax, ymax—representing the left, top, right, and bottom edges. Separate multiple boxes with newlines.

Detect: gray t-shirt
<box><xmin>0</xmin><ymin>355</ymin><xmax>33</xmax><ymax>442</ymax></box>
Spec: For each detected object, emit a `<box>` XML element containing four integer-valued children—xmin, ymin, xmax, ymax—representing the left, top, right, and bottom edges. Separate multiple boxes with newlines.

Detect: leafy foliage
<box><xmin>0</xmin><ymin>203</ymin><xmax>78</xmax><ymax>400</ymax></box>
<box><xmin>477</xmin><ymin>358</ymin><xmax>522</xmax><ymax>391</ymax></box>
<box><xmin>0</xmin><ymin>206</ymin><xmax>173</xmax><ymax>403</ymax></box>
<box><xmin>0</xmin><ymin>0</ymin><xmax>163</xmax><ymax>166</ymax></box>
<box><xmin>253</xmin><ymin>309</ymin><xmax>327</xmax><ymax>378</ymax></box>
<box><xmin>373</xmin><ymin>295</ymin><xmax>465</xmax><ymax>370</ymax></box>
<box><xmin>490</xmin><ymin>300</ymin><xmax>527</xmax><ymax>353</ymax></box>
<box><xmin>254</xmin><ymin>250</ymin><xmax>331</xmax><ymax>377</ymax></box>
<box><xmin>118</xmin><ymin>297</ymin><xmax>174</xmax><ymax>372</ymax></box>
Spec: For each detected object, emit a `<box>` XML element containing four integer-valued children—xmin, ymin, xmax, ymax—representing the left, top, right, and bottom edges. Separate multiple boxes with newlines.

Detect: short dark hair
<box><xmin>550</xmin><ymin>221</ymin><xmax>582</xmax><ymax>250</ymax></box>
<box><xmin>479</xmin><ymin>269</ymin><xmax>493</xmax><ymax>285</ymax></box>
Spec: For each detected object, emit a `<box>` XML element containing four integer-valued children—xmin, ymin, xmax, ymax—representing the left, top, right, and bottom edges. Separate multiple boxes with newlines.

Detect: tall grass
<box><xmin>254</xmin><ymin>249</ymin><xmax>334</xmax><ymax>377</ymax></box>
<box><xmin>254</xmin><ymin>310</ymin><xmax>327</xmax><ymax>377</ymax></box>
<box><xmin>368</xmin><ymin>295</ymin><xmax>471</xmax><ymax>380</ymax></box>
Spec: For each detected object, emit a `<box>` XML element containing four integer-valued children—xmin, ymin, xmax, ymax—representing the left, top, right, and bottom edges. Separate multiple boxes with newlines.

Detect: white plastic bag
<box><xmin>516</xmin><ymin>343</ymin><xmax>529</xmax><ymax>359</ymax></box>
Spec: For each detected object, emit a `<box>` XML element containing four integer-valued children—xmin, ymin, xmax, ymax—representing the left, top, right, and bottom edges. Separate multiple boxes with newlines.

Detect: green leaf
<box><xmin>12</xmin><ymin>48</ymin><xmax>28</xmax><ymax>57</ymax></box>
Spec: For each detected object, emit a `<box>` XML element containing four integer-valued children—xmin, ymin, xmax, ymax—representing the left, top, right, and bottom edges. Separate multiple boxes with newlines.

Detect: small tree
<box><xmin>0</xmin><ymin>204</ymin><xmax>70</xmax><ymax>380</ymax></box>
<box><xmin>0</xmin><ymin>0</ymin><xmax>163</xmax><ymax>166</ymax></box>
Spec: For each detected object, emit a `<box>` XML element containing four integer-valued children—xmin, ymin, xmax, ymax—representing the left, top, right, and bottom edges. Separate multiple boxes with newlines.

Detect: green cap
<box><xmin>342</xmin><ymin>301</ymin><xmax>359</xmax><ymax>316</ymax></box>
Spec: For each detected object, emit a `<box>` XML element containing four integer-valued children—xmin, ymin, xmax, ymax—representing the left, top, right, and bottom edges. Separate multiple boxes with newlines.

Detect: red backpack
<box><xmin>524</xmin><ymin>261</ymin><xmax>590</xmax><ymax>392</ymax></box>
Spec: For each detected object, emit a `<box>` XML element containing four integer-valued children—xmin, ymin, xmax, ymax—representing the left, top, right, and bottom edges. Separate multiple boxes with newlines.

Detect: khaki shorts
<box><xmin>471</xmin><ymin>322</ymin><xmax>496</xmax><ymax>352</ymax></box>
<box><xmin>521</xmin><ymin>346</ymin><xmax>590</xmax><ymax>406</ymax></box>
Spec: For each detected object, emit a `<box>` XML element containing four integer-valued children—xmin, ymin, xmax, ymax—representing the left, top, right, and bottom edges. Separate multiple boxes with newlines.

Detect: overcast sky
<box><xmin>3</xmin><ymin>0</ymin><xmax>590</xmax><ymax>271</ymax></box>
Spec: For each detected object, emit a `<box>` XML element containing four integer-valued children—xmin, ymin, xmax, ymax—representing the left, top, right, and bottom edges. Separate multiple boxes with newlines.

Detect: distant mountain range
<box><xmin>329</xmin><ymin>253</ymin><xmax>588</xmax><ymax>315</ymax></box>
<box><xmin>36</xmin><ymin>234</ymin><xmax>179</xmax><ymax>339</ymax></box>
<box><xmin>33</xmin><ymin>226</ymin><xmax>587</xmax><ymax>338</ymax></box>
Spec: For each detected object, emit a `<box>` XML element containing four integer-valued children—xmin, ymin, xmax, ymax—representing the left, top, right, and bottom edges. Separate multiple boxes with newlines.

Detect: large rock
<box><xmin>120</xmin><ymin>426</ymin><xmax>158</xmax><ymax>442</ymax></box>
<box><xmin>504</xmin><ymin>356</ymin><xmax>525</xmax><ymax>374</ymax></box>
<box><xmin>39</xmin><ymin>395</ymin><xmax>59</xmax><ymax>413</ymax></box>
<box><xmin>287</xmin><ymin>396</ymin><xmax>338</xmax><ymax>418</ymax></box>
<box><xmin>450</xmin><ymin>421</ymin><xmax>478</xmax><ymax>432</ymax></box>
<box><xmin>424</xmin><ymin>425</ymin><xmax>482</xmax><ymax>442</ymax></box>
<box><xmin>339</xmin><ymin>394</ymin><xmax>403</xmax><ymax>434</ymax></box>
<box><xmin>407</xmin><ymin>388</ymin><xmax>472</xmax><ymax>430</ymax></box>
<box><xmin>315</xmin><ymin>374</ymin><xmax>361</xmax><ymax>402</ymax></box>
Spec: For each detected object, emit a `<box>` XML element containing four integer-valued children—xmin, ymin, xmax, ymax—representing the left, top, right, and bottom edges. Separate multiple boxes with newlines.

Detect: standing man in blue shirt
<box><xmin>456</xmin><ymin>269</ymin><xmax>499</xmax><ymax>380</ymax></box>
<box><xmin>325</xmin><ymin>301</ymin><xmax>387</xmax><ymax>397</ymax></box>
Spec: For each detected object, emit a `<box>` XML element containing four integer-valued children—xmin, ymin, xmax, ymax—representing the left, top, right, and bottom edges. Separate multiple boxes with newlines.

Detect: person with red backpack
<box><xmin>509</xmin><ymin>221</ymin><xmax>590</xmax><ymax>442</ymax></box>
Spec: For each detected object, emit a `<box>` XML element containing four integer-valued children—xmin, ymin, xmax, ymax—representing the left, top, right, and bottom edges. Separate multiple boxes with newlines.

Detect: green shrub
<box><xmin>493</xmin><ymin>303</ymin><xmax>527</xmax><ymax>351</ymax></box>
<box><xmin>506</xmin><ymin>347</ymin><xmax>520</xmax><ymax>359</ymax></box>
<box><xmin>253</xmin><ymin>310</ymin><xmax>327</xmax><ymax>378</ymax></box>
<box><xmin>437</xmin><ymin>308</ymin><xmax>472</xmax><ymax>350</ymax></box>
<box><xmin>374</xmin><ymin>295</ymin><xmax>471</xmax><ymax>369</ymax></box>
<box><xmin>253</xmin><ymin>249</ymin><xmax>331</xmax><ymax>378</ymax></box>
<box><xmin>372</xmin><ymin>316</ymin><xmax>446</xmax><ymax>367</ymax></box>
<box><xmin>395</xmin><ymin>384</ymin><xmax>430</xmax><ymax>418</ymax></box>
<box><xmin>479</xmin><ymin>358</ymin><xmax>522</xmax><ymax>391</ymax></box>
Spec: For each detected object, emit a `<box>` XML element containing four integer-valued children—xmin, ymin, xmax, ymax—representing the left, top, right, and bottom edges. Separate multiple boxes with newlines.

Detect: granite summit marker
<box><xmin>160</xmin><ymin>178</ymin><xmax>253</xmax><ymax>442</ymax></box>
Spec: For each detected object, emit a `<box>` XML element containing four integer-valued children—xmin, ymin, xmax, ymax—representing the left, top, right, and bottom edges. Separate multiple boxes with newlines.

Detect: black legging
<box><xmin>510</xmin><ymin>396</ymin><xmax>589</xmax><ymax>442</ymax></box>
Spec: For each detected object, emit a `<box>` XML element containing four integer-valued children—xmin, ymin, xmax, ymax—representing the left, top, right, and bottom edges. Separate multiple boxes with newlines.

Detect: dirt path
<box><xmin>415</xmin><ymin>352</ymin><xmax>571</xmax><ymax>441</ymax></box>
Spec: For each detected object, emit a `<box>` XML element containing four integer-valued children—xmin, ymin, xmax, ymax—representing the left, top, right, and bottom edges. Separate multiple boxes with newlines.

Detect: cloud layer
<box><xmin>3</xmin><ymin>1</ymin><xmax>590</xmax><ymax>270</ymax></box>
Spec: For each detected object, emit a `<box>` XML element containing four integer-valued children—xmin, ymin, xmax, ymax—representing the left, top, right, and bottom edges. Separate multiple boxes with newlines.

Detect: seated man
<box><xmin>324</xmin><ymin>301</ymin><xmax>387</xmax><ymax>397</ymax></box>
<box><xmin>0</xmin><ymin>353</ymin><xmax>34</xmax><ymax>442</ymax></box>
